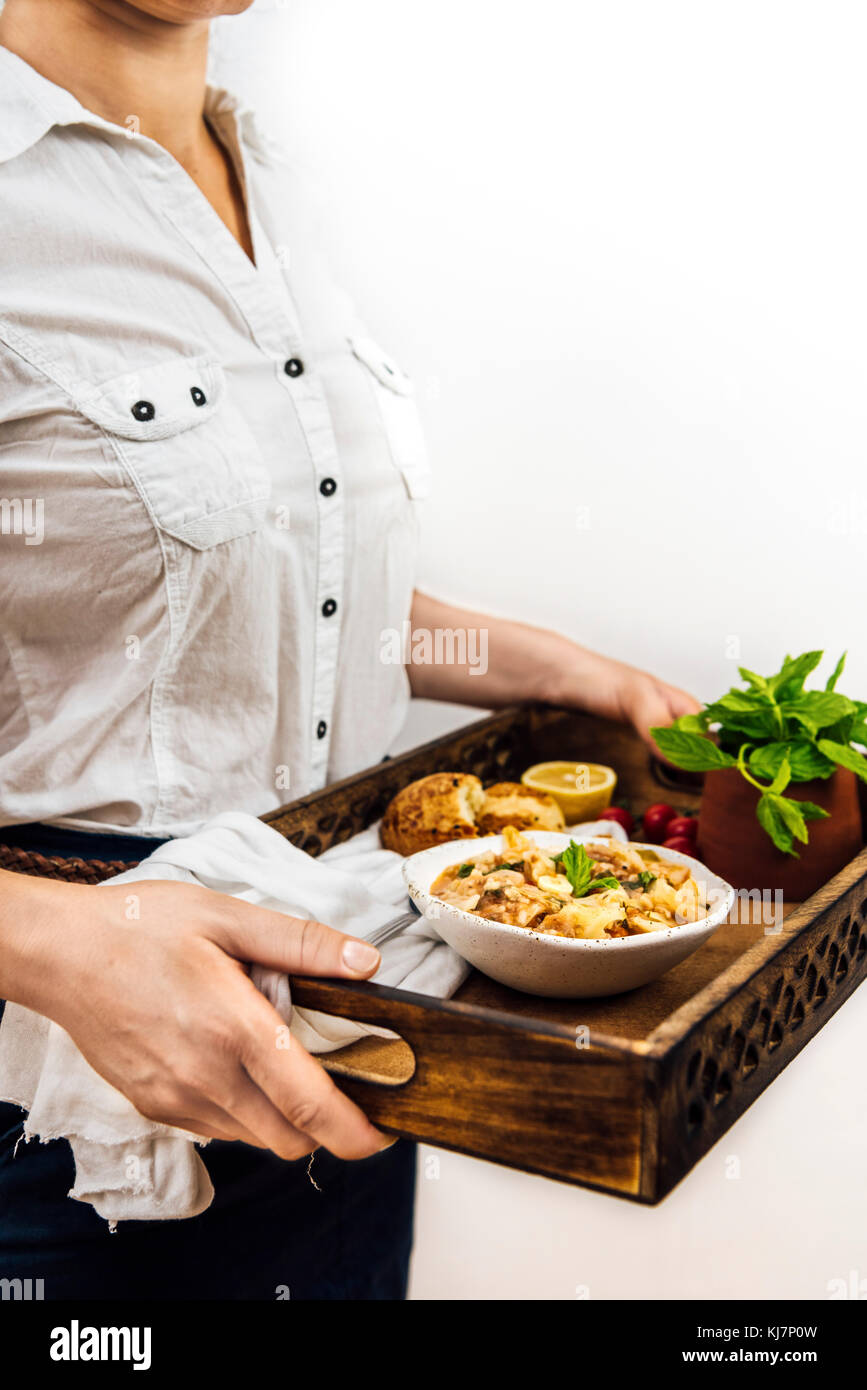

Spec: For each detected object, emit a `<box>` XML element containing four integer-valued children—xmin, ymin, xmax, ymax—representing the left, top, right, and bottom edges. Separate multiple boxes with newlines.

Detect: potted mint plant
<box><xmin>651</xmin><ymin>651</ymin><xmax>865</xmax><ymax>897</ymax></box>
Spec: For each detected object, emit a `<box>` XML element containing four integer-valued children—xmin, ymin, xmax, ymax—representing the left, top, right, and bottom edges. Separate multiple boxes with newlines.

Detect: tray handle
<box><xmin>290</xmin><ymin>975</ymin><xmax>434</xmax><ymax>1086</ymax></box>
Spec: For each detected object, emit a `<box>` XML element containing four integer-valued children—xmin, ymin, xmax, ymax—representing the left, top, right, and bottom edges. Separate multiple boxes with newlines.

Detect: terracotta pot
<box><xmin>697</xmin><ymin>766</ymin><xmax>863</xmax><ymax>899</ymax></box>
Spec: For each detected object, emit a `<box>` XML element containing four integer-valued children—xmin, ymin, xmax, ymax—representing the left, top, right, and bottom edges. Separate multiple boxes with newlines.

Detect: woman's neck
<box><xmin>0</xmin><ymin>0</ymin><xmax>211</xmax><ymax>167</ymax></box>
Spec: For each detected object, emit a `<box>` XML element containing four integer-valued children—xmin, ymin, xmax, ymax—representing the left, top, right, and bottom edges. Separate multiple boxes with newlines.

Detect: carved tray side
<box><xmin>650</xmin><ymin>850</ymin><xmax>867</xmax><ymax>1199</ymax></box>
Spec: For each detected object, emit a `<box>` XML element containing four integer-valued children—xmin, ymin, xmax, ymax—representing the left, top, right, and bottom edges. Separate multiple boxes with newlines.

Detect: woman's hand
<box><xmin>0</xmin><ymin>871</ymin><xmax>390</xmax><ymax>1161</ymax></box>
<box><xmin>555</xmin><ymin>648</ymin><xmax>702</xmax><ymax>749</ymax></box>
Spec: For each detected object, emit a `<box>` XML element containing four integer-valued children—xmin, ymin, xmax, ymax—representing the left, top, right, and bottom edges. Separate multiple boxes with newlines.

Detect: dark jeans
<box><xmin>0</xmin><ymin>1106</ymin><xmax>416</xmax><ymax>1300</ymax></box>
<box><xmin>0</xmin><ymin>824</ymin><xmax>416</xmax><ymax>1301</ymax></box>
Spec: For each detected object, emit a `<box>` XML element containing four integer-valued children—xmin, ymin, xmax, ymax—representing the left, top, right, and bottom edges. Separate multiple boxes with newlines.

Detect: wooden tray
<box><xmin>263</xmin><ymin>704</ymin><xmax>867</xmax><ymax>1203</ymax></box>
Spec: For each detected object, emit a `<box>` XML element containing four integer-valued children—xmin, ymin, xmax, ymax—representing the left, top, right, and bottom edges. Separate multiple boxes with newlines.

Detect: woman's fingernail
<box><xmin>376</xmin><ymin>1133</ymin><xmax>398</xmax><ymax>1151</ymax></box>
<box><xmin>342</xmin><ymin>939</ymin><xmax>381</xmax><ymax>974</ymax></box>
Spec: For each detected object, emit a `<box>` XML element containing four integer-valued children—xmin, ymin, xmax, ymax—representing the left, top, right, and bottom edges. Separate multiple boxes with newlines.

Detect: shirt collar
<box><xmin>0</xmin><ymin>46</ymin><xmax>88</xmax><ymax>162</ymax></box>
<box><xmin>0</xmin><ymin>44</ymin><xmax>274</xmax><ymax>166</ymax></box>
<box><xmin>203</xmin><ymin>84</ymin><xmax>282</xmax><ymax>166</ymax></box>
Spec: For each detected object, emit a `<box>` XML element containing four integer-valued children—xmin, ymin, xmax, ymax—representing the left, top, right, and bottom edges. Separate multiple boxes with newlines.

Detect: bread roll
<box><xmin>476</xmin><ymin>781</ymin><xmax>565</xmax><ymax>835</ymax></box>
<box><xmin>380</xmin><ymin>772</ymin><xmax>486</xmax><ymax>856</ymax></box>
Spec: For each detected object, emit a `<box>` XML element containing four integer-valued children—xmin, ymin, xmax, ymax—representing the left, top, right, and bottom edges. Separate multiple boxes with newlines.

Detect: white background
<box><xmin>213</xmin><ymin>1</ymin><xmax>867</xmax><ymax>1299</ymax></box>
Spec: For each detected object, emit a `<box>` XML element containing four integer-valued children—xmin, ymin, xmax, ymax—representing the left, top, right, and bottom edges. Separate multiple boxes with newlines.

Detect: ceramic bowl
<box><xmin>402</xmin><ymin>832</ymin><xmax>735</xmax><ymax>998</ymax></box>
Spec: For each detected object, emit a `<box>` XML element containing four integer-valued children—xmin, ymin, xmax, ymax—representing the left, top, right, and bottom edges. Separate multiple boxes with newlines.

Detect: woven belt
<box><xmin>0</xmin><ymin>842</ymin><xmax>134</xmax><ymax>885</ymax></box>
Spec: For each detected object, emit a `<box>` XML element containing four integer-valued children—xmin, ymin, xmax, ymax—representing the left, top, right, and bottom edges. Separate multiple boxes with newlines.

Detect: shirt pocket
<box><xmin>73</xmin><ymin>354</ymin><xmax>271</xmax><ymax>549</ymax></box>
<box><xmin>348</xmin><ymin>336</ymin><xmax>432</xmax><ymax>500</ymax></box>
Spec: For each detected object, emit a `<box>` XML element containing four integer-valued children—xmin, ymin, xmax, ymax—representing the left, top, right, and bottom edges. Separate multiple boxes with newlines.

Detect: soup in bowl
<box><xmin>403</xmin><ymin>827</ymin><xmax>735</xmax><ymax>998</ymax></box>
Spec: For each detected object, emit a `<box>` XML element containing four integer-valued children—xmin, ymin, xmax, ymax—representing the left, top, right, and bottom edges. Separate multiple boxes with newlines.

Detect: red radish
<box><xmin>666</xmin><ymin>815</ymin><xmax>698</xmax><ymax>842</ymax></box>
<box><xmin>642</xmin><ymin>802</ymin><xmax>676</xmax><ymax>842</ymax></box>
<box><xmin>662</xmin><ymin>835</ymin><xmax>696</xmax><ymax>854</ymax></box>
<box><xmin>599</xmin><ymin>806</ymin><xmax>634</xmax><ymax>835</ymax></box>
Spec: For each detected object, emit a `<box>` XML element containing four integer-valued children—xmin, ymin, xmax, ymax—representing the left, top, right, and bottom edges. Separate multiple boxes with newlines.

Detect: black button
<box><xmin>319</xmin><ymin>477</ymin><xmax>337</xmax><ymax>497</ymax></box>
<box><xmin>284</xmin><ymin>358</ymin><xmax>304</xmax><ymax>378</ymax></box>
<box><xmin>316</xmin><ymin>720</ymin><xmax>327</xmax><ymax>739</ymax></box>
<box><xmin>321</xmin><ymin>598</ymin><xmax>337</xmax><ymax>618</ymax></box>
<box><xmin>190</xmin><ymin>386</ymin><xmax>207</xmax><ymax>406</ymax></box>
<box><xmin>131</xmin><ymin>400</ymin><xmax>156</xmax><ymax>422</ymax></box>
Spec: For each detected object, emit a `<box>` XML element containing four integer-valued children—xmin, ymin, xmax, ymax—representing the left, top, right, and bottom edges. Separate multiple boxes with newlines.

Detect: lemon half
<box><xmin>521</xmin><ymin>761</ymin><xmax>617</xmax><ymax>824</ymax></box>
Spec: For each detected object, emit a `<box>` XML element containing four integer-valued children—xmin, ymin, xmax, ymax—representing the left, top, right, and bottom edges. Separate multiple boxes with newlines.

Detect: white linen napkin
<box><xmin>0</xmin><ymin>811</ymin><xmax>624</xmax><ymax>1224</ymax></box>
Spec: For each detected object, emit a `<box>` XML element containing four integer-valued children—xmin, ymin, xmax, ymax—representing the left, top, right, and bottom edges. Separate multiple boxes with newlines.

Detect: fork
<box><xmin>364</xmin><ymin>907</ymin><xmax>420</xmax><ymax>952</ymax></box>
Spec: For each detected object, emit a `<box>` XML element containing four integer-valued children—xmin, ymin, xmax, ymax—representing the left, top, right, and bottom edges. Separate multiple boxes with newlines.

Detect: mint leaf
<box><xmin>651</xmin><ymin>727</ymin><xmax>737</xmax><ymax>771</ymax></box>
<box><xmin>828</xmin><ymin>700</ymin><xmax>867</xmax><ymax>747</ymax></box>
<box><xmin>749</xmin><ymin>739</ymin><xmax>836</xmax><ymax>783</ymax></box>
<box><xmin>787</xmin><ymin>741</ymin><xmax>836</xmax><ymax>780</ymax></box>
<box><xmin>555</xmin><ymin>842</ymin><xmax>623</xmax><ymax>899</ymax></box>
<box><xmin>756</xmin><ymin>793</ymin><xmax>798</xmax><ymax>857</ymax></box>
<box><xmin>767</xmin><ymin>794</ymin><xmax>827</xmax><ymax>842</ymax></box>
<box><xmin>816</xmin><ymin>739</ymin><xmax>867</xmax><ymax>784</ymax></box>
<box><xmin>703</xmin><ymin>700</ymin><xmax>780</xmax><ymax>740</ymax></box>
<box><xmin>717</xmin><ymin>690</ymin><xmax>774</xmax><ymax>712</ymax></box>
<box><xmin>820</xmin><ymin>715</ymin><xmax>857</xmax><ymax>745</ymax></box>
<box><xmin>769</xmin><ymin>752</ymin><xmax>792</xmax><ymax>796</ymax></box>
<box><xmin>670</xmin><ymin>712</ymin><xmax>710</xmax><ymax>733</ymax></box>
<box><xmin>769</xmin><ymin>650</ymin><xmax>824</xmax><ymax>701</ymax></box>
<box><xmin>781</xmin><ymin>691</ymin><xmax>857</xmax><ymax>737</ymax></box>
<box><xmin>748</xmin><ymin>745</ymin><xmax>786</xmax><ymax>781</ymax></box>
<box><xmin>826</xmin><ymin>651</ymin><xmax>847</xmax><ymax>692</ymax></box>
<box><xmin>586</xmin><ymin>875</ymin><xmax>622</xmax><ymax>894</ymax></box>
<box><xmin>738</xmin><ymin>667</ymin><xmax>770</xmax><ymax>693</ymax></box>
<box><xmin>771</xmin><ymin>792</ymin><xmax>809</xmax><ymax>845</ymax></box>
<box><xmin>555</xmin><ymin>841</ymin><xmax>593</xmax><ymax>897</ymax></box>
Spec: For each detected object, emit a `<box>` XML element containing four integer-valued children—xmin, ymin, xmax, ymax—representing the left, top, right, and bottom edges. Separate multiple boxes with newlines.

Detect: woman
<box><xmin>0</xmin><ymin>0</ymin><xmax>698</xmax><ymax>1300</ymax></box>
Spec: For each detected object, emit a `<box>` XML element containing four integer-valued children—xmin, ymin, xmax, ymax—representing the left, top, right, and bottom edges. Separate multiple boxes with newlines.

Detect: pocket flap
<box><xmin>348</xmin><ymin>335</ymin><xmax>431</xmax><ymax>499</ymax></box>
<box><xmin>348</xmin><ymin>336</ymin><xmax>414</xmax><ymax>397</ymax></box>
<box><xmin>71</xmin><ymin>355</ymin><xmax>270</xmax><ymax>549</ymax></box>
<box><xmin>74</xmin><ymin>355</ymin><xmax>224</xmax><ymax>441</ymax></box>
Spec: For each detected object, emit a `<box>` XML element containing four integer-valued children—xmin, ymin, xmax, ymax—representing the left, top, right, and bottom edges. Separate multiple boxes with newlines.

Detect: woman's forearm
<box><xmin>407</xmin><ymin>590</ymin><xmax>701</xmax><ymax>744</ymax></box>
<box><xmin>407</xmin><ymin>591</ymin><xmax>576</xmax><ymax>708</ymax></box>
<box><xmin>0</xmin><ymin>868</ymin><xmax>69</xmax><ymax>1013</ymax></box>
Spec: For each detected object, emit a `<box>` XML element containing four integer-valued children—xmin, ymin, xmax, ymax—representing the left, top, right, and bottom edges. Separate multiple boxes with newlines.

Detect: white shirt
<box><xmin>0</xmin><ymin>49</ymin><xmax>431</xmax><ymax>837</ymax></box>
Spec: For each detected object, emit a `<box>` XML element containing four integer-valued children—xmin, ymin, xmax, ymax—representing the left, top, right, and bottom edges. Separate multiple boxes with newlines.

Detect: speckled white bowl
<box><xmin>403</xmin><ymin>832</ymin><xmax>735</xmax><ymax>998</ymax></box>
